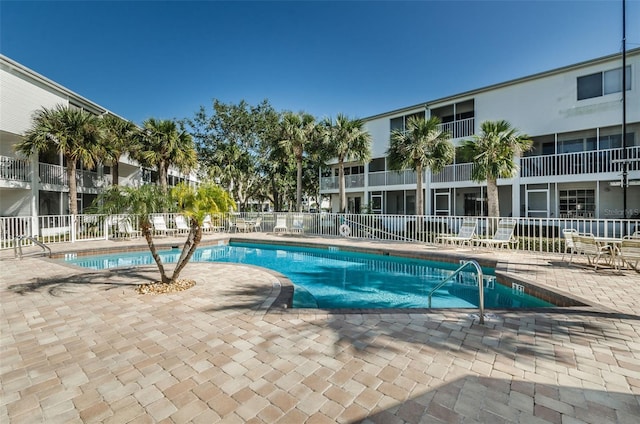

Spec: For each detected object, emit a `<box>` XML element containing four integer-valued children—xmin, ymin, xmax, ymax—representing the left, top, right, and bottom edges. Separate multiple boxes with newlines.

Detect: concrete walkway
<box><xmin>1</xmin><ymin>234</ymin><xmax>639</xmax><ymax>423</ymax></box>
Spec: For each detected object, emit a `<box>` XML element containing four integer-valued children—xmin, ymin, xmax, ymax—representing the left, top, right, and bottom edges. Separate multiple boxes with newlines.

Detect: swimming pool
<box><xmin>64</xmin><ymin>242</ymin><xmax>553</xmax><ymax>309</ymax></box>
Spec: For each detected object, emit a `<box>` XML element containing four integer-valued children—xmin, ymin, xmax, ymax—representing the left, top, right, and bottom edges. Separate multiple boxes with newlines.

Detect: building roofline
<box><xmin>363</xmin><ymin>47</ymin><xmax>640</xmax><ymax>121</ymax></box>
<box><xmin>0</xmin><ymin>54</ymin><xmax>128</xmax><ymax>121</ymax></box>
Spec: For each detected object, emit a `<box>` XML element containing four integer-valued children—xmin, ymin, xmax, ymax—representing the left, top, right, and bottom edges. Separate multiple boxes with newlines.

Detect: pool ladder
<box><xmin>14</xmin><ymin>236</ymin><xmax>52</xmax><ymax>259</ymax></box>
<box><xmin>428</xmin><ymin>260</ymin><xmax>485</xmax><ymax>325</ymax></box>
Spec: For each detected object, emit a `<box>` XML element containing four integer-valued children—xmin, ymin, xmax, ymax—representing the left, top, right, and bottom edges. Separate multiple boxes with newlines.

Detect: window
<box><xmin>577</xmin><ymin>66</ymin><xmax>631</xmax><ymax>100</ymax></box>
<box><xmin>389</xmin><ymin>111</ymin><xmax>426</xmax><ymax>133</ymax></box>
<box><xmin>559</xmin><ymin>189</ymin><xmax>595</xmax><ymax>217</ymax></box>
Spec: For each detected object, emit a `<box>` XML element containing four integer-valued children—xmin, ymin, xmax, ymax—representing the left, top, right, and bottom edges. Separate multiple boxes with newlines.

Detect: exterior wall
<box><xmin>0</xmin><ymin>188</ymin><xmax>31</xmax><ymax>215</ymax></box>
<box><xmin>472</xmin><ymin>53</ymin><xmax>640</xmax><ymax>136</ymax></box>
<box><xmin>0</xmin><ymin>62</ymin><xmax>69</xmax><ymax>137</ymax></box>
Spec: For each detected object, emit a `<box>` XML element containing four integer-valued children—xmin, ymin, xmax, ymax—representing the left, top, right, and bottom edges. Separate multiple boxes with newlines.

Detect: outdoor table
<box><xmin>594</xmin><ymin>237</ymin><xmax>623</xmax><ymax>269</ymax></box>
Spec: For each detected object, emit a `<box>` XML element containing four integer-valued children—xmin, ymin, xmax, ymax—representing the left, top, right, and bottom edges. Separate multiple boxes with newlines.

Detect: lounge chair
<box><xmin>476</xmin><ymin>219</ymin><xmax>517</xmax><ymax>249</ymax></box>
<box><xmin>152</xmin><ymin>215</ymin><xmax>177</xmax><ymax>237</ymax></box>
<box><xmin>174</xmin><ymin>215</ymin><xmax>190</xmax><ymax>234</ymax></box>
<box><xmin>572</xmin><ymin>233</ymin><xmax>613</xmax><ymax>270</ymax></box>
<box><xmin>291</xmin><ymin>214</ymin><xmax>304</xmax><ymax>234</ymax></box>
<box><xmin>436</xmin><ymin>219</ymin><xmax>477</xmax><ymax>246</ymax></box>
<box><xmin>116</xmin><ymin>219</ymin><xmax>141</xmax><ymax>239</ymax></box>
<box><xmin>274</xmin><ymin>215</ymin><xmax>288</xmax><ymax>233</ymax></box>
<box><xmin>561</xmin><ymin>228</ymin><xmax>579</xmax><ymax>262</ymax></box>
<box><xmin>619</xmin><ymin>236</ymin><xmax>640</xmax><ymax>271</ymax></box>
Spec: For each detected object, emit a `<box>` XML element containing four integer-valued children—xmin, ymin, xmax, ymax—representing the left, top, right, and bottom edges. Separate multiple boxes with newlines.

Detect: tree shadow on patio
<box><xmin>6</xmin><ymin>267</ymin><xmax>157</xmax><ymax>297</ymax></box>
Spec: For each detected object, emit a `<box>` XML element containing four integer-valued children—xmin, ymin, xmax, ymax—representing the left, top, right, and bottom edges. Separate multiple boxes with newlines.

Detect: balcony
<box><xmin>320</xmin><ymin>174</ymin><xmax>364</xmax><ymax>191</ymax></box>
<box><xmin>437</xmin><ymin>117</ymin><xmax>474</xmax><ymax>139</ymax></box>
<box><xmin>369</xmin><ymin>170</ymin><xmax>417</xmax><ymax>187</ymax></box>
<box><xmin>1</xmin><ymin>155</ymin><xmax>111</xmax><ymax>189</ymax></box>
<box><xmin>431</xmin><ymin>146</ymin><xmax>640</xmax><ymax>184</ymax></box>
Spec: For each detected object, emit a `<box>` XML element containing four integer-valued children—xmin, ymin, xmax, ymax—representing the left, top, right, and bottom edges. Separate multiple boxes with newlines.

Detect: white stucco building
<box><xmin>320</xmin><ymin>49</ymin><xmax>640</xmax><ymax>220</ymax></box>
<box><xmin>0</xmin><ymin>54</ymin><xmax>198</xmax><ymax>221</ymax></box>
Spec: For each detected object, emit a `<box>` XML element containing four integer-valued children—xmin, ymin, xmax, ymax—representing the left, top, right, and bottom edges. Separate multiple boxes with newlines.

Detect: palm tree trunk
<box><xmin>171</xmin><ymin>224</ymin><xmax>202</xmax><ymax>281</ymax></box>
<box><xmin>112</xmin><ymin>160</ymin><xmax>120</xmax><ymax>186</ymax></box>
<box><xmin>67</xmin><ymin>157</ymin><xmax>78</xmax><ymax>215</ymax></box>
<box><xmin>296</xmin><ymin>157</ymin><xmax>303</xmax><ymax>212</ymax></box>
<box><xmin>142</xmin><ymin>224</ymin><xmax>170</xmax><ymax>284</ymax></box>
<box><xmin>158</xmin><ymin>160</ymin><xmax>168</xmax><ymax>195</ymax></box>
<box><xmin>487</xmin><ymin>177</ymin><xmax>500</xmax><ymax>219</ymax></box>
<box><xmin>415</xmin><ymin>163</ymin><xmax>424</xmax><ymax>216</ymax></box>
<box><xmin>338</xmin><ymin>160</ymin><xmax>346</xmax><ymax>213</ymax></box>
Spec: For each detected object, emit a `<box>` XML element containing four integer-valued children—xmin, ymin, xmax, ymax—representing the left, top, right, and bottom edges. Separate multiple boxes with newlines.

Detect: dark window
<box><xmin>577</xmin><ymin>73</ymin><xmax>602</xmax><ymax>100</ymax></box>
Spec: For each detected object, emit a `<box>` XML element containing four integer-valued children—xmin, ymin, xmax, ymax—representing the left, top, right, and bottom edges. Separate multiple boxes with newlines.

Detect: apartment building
<box><xmin>320</xmin><ymin>49</ymin><xmax>640</xmax><ymax>219</ymax></box>
<box><xmin>0</xmin><ymin>55</ymin><xmax>198</xmax><ymax>220</ymax></box>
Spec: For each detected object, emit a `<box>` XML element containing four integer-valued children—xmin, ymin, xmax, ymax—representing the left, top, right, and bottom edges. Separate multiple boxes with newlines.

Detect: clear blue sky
<box><xmin>1</xmin><ymin>0</ymin><xmax>639</xmax><ymax>125</ymax></box>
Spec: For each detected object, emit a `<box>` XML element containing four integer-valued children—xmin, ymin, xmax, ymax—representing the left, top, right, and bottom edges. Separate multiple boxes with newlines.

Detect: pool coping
<box><xmin>45</xmin><ymin>234</ymin><xmax>616</xmax><ymax>316</ymax></box>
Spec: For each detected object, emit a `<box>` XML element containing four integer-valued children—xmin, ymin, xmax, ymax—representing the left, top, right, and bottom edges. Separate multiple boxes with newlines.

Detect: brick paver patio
<box><xmin>1</xmin><ymin>234</ymin><xmax>638</xmax><ymax>423</ymax></box>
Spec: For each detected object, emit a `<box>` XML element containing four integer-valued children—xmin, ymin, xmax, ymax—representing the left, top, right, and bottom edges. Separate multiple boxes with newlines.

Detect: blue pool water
<box><xmin>64</xmin><ymin>242</ymin><xmax>553</xmax><ymax>309</ymax></box>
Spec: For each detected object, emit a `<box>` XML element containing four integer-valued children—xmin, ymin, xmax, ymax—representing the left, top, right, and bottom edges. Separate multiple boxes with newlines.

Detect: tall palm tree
<box><xmin>136</xmin><ymin>118</ymin><xmax>198</xmax><ymax>195</ymax></box>
<box><xmin>16</xmin><ymin>104</ymin><xmax>102</xmax><ymax>215</ymax></box>
<box><xmin>461</xmin><ymin>120</ymin><xmax>533</xmax><ymax>218</ymax></box>
<box><xmin>278</xmin><ymin>112</ymin><xmax>317</xmax><ymax>211</ymax></box>
<box><xmin>323</xmin><ymin>114</ymin><xmax>371</xmax><ymax>213</ymax></box>
<box><xmin>100</xmin><ymin>114</ymin><xmax>138</xmax><ymax>186</ymax></box>
<box><xmin>91</xmin><ymin>181</ymin><xmax>235</xmax><ymax>284</ymax></box>
<box><xmin>388</xmin><ymin>116</ymin><xmax>454</xmax><ymax>216</ymax></box>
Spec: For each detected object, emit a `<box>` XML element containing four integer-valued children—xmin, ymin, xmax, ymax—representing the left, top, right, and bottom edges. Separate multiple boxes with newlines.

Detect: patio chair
<box><xmin>152</xmin><ymin>215</ymin><xmax>177</xmax><ymax>237</ymax></box>
<box><xmin>436</xmin><ymin>219</ymin><xmax>477</xmax><ymax>246</ymax></box>
<box><xmin>253</xmin><ymin>216</ymin><xmax>263</xmax><ymax>232</ymax></box>
<box><xmin>116</xmin><ymin>219</ymin><xmax>141</xmax><ymax>239</ymax></box>
<box><xmin>572</xmin><ymin>233</ymin><xmax>613</xmax><ymax>270</ymax></box>
<box><xmin>236</xmin><ymin>218</ymin><xmax>251</xmax><ymax>233</ymax></box>
<box><xmin>292</xmin><ymin>214</ymin><xmax>304</xmax><ymax>234</ymax></box>
<box><xmin>619</xmin><ymin>236</ymin><xmax>640</xmax><ymax>271</ymax></box>
<box><xmin>227</xmin><ymin>217</ymin><xmax>238</xmax><ymax>233</ymax></box>
<box><xmin>561</xmin><ymin>228</ymin><xmax>579</xmax><ymax>262</ymax></box>
<box><xmin>476</xmin><ymin>219</ymin><xmax>517</xmax><ymax>249</ymax></box>
<box><xmin>274</xmin><ymin>215</ymin><xmax>288</xmax><ymax>233</ymax></box>
<box><xmin>174</xmin><ymin>215</ymin><xmax>190</xmax><ymax>234</ymax></box>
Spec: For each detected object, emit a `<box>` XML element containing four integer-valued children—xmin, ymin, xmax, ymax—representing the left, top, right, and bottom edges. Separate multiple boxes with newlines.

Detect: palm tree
<box><xmin>16</xmin><ymin>104</ymin><xmax>102</xmax><ymax>215</ymax></box>
<box><xmin>100</xmin><ymin>114</ymin><xmax>138</xmax><ymax>186</ymax></box>
<box><xmin>388</xmin><ymin>116</ymin><xmax>454</xmax><ymax>216</ymax></box>
<box><xmin>91</xmin><ymin>182</ymin><xmax>235</xmax><ymax>284</ymax></box>
<box><xmin>322</xmin><ymin>114</ymin><xmax>371</xmax><ymax>213</ymax></box>
<box><xmin>136</xmin><ymin>118</ymin><xmax>198</xmax><ymax>195</ymax></box>
<box><xmin>278</xmin><ymin>112</ymin><xmax>318</xmax><ymax>211</ymax></box>
<box><xmin>461</xmin><ymin>120</ymin><xmax>533</xmax><ymax>218</ymax></box>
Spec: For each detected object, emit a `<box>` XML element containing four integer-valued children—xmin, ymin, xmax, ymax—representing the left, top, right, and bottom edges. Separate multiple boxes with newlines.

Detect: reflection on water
<box><xmin>66</xmin><ymin>243</ymin><xmax>552</xmax><ymax>309</ymax></box>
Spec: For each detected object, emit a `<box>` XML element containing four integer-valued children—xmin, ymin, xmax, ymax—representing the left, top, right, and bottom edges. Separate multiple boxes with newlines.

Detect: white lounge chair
<box><xmin>152</xmin><ymin>215</ymin><xmax>177</xmax><ymax>237</ymax></box>
<box><xmin>174</xmin><ymin>215</ymin><xmax>190</xmax><ymax>233</ymax></box>
<box><xmin>436</xmin><ymin>219</ymin><xmax>477</xmax><ymax>246</ymax></box>
<box><xmin>476</xmin><ymin>219</ymin><xmax>517</xmax><ymax>249</ymax></box>
<box><xmin>116</xmin><ymin>219</ymin><xmax>141</xmax><ymax>239</ymax></box>
<box><xmin>274</xmin><ymin>215</ymin><xmax>288</xmax><ymax>233</ymax></box>
<box><xmin>619</xmin><ymin>236</ymin><xmax>640</xmax><ymax>271</ymax></box>
<box><xmin>203</xmin><ymin>214</ymin><xmax>224</xmax><ymax>233</ymax></box>
<box><xmin>561</xmin><ymin>228</ymin><xmax>579</xmax><ymax>262</ymax></box>
<box><xmin>291</xmin><ymin>214</ymin><xmax>304</xmax><ymax>234</ymax></box>
<box><xmin>253</xmin><ymin>216</ymin><xmax>263</xmax><ymax>232</ymax></box>
<box><xmin>572</xmin><ymin>233</ymin><xmax>613</xmax><ymax>270</ymax></box>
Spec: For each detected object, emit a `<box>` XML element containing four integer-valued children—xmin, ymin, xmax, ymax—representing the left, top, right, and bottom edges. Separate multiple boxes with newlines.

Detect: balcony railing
<box><xmin>432</xmin><ymin>146</ymin><xmax>640</xmax><ymax>184</ymax></box>
<box><xmin>0</xmin><ymin>155</ymin><xmax>30</xmax><ymax>182</ymax></box>
<box><xmin>320</xmin><ymin>174</ymin><xmax>365</xmax><ymax>191</ymax></box>
<box><xmin>437</xmin><ymin>117</ymin><xmax>475</xmax><ymax>139</ymax></box>
<box><xmin>521</xmin><ymin>146</ymin><xmax>640</xmax><ymax>178</ymax></box>
<box><xmin>369</xmin><ymin>170</ymin><xmax>417</xmax><ymax>187</ymax></box>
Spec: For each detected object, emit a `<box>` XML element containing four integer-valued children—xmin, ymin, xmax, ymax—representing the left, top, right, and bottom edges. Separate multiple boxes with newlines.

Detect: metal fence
<box><xmin>2</xmin><ymin>212</ymin><xmax>639</xmax><ymax>254</ymax></box>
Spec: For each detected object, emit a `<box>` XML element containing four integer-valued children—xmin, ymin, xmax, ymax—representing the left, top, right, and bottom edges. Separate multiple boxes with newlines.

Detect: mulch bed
<box><xmin>136</xmin><ymin>279</ymin><xmax>196</xmax><ymax>294</ymax></box>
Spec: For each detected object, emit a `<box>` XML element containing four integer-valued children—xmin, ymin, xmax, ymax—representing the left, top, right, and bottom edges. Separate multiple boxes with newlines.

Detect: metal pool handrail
<box><xmin>14</xmin><ymin>236</ymin><xmax>52</xmax><ymax>259</ymax></box>
<box><xmin>428</xmin><ymin>259</ymin><xmax>485</xmax><ymax>324</ymax></box>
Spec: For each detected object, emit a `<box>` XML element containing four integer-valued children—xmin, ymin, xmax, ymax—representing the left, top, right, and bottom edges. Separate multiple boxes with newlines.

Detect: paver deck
<box><xmin>1</xmin><ymin>233</ymin><xmax>639</xmax><ymax>423</ymax></box>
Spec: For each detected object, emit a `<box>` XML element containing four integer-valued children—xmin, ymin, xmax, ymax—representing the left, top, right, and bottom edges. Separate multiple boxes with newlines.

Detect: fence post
<box><xmin>71</xmin><ymin>214</ymin><xmax>76</xmax><ymax>243</ymax></box>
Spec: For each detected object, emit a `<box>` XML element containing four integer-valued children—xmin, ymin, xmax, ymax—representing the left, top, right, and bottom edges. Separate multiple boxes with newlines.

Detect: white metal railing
<box><xmin>39</xmin><ymin>162</ymin><xmax>67</xmax><ymax>186</ymax></box>
<box><xmin>437</xmin><ymin>117</ymin><xmax>475</xmax><ymax>139</ymax></box>
<box><xmin>431</xmin><ymin>163</ymin><xmax>474</xmax><ymax>183</ymax></box>
<box><xmin>0</xmin><ymin>155</ymin><xmax>31</xmax><ymax>182</ymax></box>
<box><xmin>319</xmin><ymin>174</ymin><xmax>365</xmax><ymax>191</ymax></box>
<box><xmin>2</xmin><ymin>212</ymin><xmax>639</xmax><ymax>256</ymax></box>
